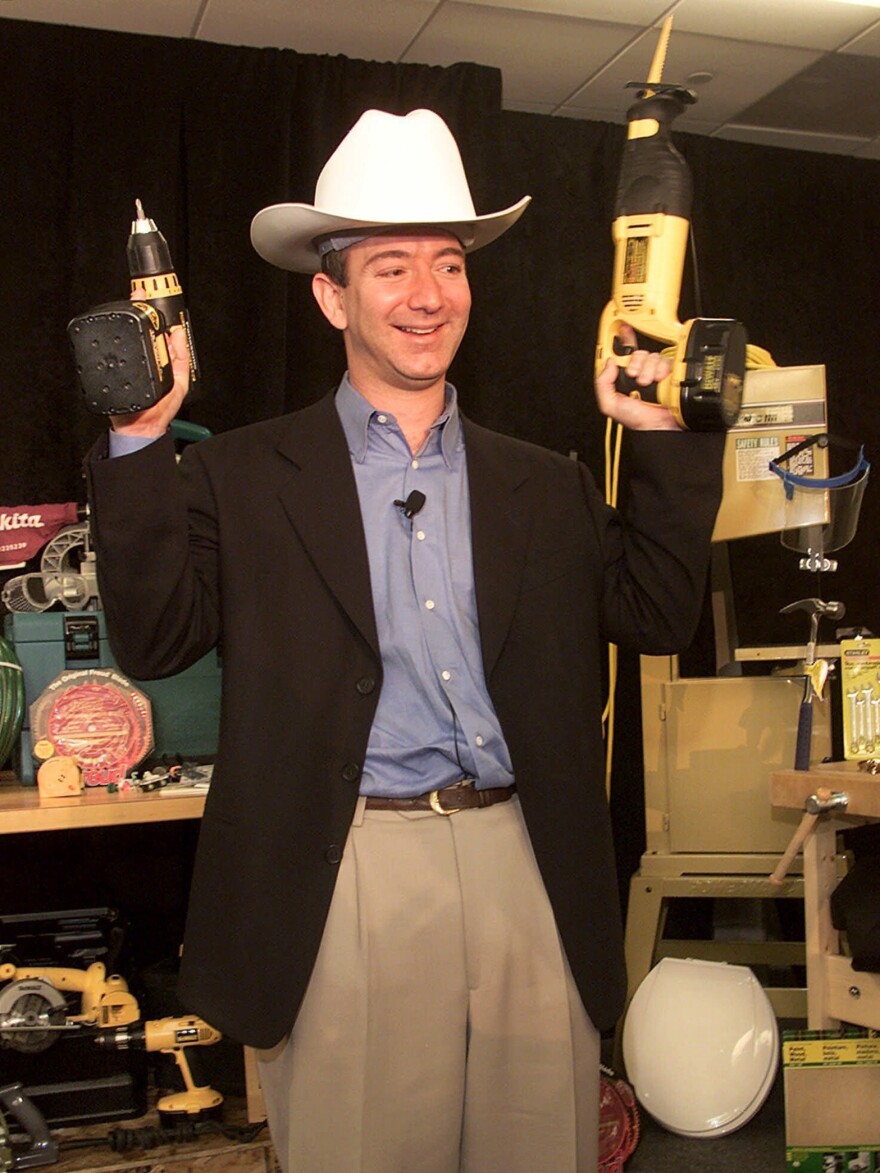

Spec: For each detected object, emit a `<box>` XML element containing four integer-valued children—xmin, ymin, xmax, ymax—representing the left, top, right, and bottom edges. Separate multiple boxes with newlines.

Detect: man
<box><xmin>87</xmin><ymin>109</ymin><xmax>723</xmax><ymax>1171</ymax></box>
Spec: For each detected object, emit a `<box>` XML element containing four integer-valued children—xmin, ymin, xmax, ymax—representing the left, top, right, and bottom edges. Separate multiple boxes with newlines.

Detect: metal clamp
<box><xmin>804</xmin><ymin>789</ymin><xmax>849</xmax><ymax>815</ymax></box>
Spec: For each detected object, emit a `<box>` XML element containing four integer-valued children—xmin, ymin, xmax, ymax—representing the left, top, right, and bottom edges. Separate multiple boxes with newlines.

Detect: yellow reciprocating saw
<box><xmin>595</xmin><ymin>17</ymin><xmax>747</xmax><ymax>431</ymax></box>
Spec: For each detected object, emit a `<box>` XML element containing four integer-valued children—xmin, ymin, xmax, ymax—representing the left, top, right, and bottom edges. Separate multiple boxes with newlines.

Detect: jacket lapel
<box><xmin>269</xmin><ymin>399</ymin><xmax>531</xmax><ymax>677</ymax></box>
<box><xmin>463</xmin><ymin>418</ymin><xmax>532</xmax><ymax>682</ymax></box>
<box><xmin>273</xmin><ymin>394</ymin><xmax>381</xmax><ymax>661</ymax></box>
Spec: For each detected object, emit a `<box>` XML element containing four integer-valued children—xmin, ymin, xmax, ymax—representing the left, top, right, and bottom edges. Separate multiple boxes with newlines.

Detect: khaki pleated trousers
<box><xmin>256</xmin><ymin>795</ymin><xmax>600</xmax><ymax>1173</ymax></box>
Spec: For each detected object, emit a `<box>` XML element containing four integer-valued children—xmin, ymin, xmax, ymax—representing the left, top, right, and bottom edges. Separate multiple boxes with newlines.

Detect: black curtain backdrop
<box><xmin>3</xmin><ymin>17</ymin><xmax>879</xmax><ymax>905</ymax></box>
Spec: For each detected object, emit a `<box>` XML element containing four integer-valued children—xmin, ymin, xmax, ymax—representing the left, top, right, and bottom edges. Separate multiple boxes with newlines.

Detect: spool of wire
<box><xmin>0</xmin><ymin>637</ymin><xmax>25</xmax><ymax>770</ymax></box>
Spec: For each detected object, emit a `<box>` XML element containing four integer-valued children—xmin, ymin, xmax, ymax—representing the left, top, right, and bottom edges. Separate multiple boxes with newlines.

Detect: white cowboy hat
<box><xmin>250</xmin><ymin>108</ymin><xmax>531</xmax><ymax>273</ymax></box>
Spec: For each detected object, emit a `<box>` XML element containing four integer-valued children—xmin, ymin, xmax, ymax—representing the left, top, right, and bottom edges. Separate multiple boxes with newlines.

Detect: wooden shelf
<box><xmin>0</xmin><ymin>776</ymin><xmax>206</xmax><ymax>834</ymax></box>
<box><xmin>735</xmin><ymin>642</ymin><xmax>841</xmax><ymax>663</ymax></box>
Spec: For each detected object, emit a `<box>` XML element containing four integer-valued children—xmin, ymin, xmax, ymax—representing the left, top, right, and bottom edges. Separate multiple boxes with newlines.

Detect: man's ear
<box><xmin>312</xmin><ymin>272</ymin><xmax>347</xmax><ymax>330</ymax></box>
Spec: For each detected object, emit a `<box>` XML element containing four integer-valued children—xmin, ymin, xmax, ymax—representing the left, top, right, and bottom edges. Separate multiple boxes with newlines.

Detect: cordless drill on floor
<box><xmin>95</xmin><ymin>1015</ymin><xmax>223</xmax><ymax>1120</ymax></box>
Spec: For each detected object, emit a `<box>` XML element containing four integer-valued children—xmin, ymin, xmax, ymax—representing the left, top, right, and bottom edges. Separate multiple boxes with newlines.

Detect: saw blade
<box><xmin>29</xmin><ymin>668</ymin><xmax>154</xmax><ymax>786</ymax></box>
<box><xmin>0</xmin><ymin>978</ymin><xmax>67</xmax><ymax>1053</ymax></box>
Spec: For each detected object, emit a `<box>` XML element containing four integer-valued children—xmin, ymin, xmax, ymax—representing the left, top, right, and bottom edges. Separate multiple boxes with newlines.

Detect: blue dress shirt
<box><xmin>335</xmin><ymin>376</ymin><xmax>514</xmax><ymax>798</ymax></box>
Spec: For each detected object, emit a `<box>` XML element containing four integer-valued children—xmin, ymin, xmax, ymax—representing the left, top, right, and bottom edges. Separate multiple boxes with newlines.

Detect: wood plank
<box><xmin>0</xmin><ymin>779</ymin><xmax>205</xmax><ymax>833</ymax></box>
<box><xmin>771</xmin><ymin>764</ymin><xmax>880</xmax><ymax>819</ymax></box>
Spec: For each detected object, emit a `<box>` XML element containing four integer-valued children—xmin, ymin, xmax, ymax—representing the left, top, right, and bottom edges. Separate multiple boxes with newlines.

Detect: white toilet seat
<box><xmin>622</xmin><ymin>956</ymin><xmax>779</xmax><ymax>1138</ymax></box>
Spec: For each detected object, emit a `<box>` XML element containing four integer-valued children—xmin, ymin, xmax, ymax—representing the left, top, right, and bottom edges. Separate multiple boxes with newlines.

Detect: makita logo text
<box><xmin>0</xmin><ymin>513</ymin><xmax>46</xmax><ymax>531</ymax></box>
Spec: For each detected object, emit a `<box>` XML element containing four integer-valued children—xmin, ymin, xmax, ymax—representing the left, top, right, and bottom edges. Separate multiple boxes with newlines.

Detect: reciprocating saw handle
<box><xmin>615</xmin><ymin>86</ymin><xmax>695</xmax><ymax>226</ymax></box>
<box><xmin>596</xmin><ymin>85</ymin><xmax>695</xmax><ymax>372</ymax></box>
<box><xmin>595</xmin><ymin>18</ymin><xmax>746</xmax><ymax>431</ymax></box>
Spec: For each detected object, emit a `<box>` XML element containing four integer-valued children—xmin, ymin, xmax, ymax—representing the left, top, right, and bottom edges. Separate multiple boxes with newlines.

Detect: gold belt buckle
<box><xmin>428</xmin><ymin>781</ymin><xmax>468</xmax><ymax>816</ymax></box>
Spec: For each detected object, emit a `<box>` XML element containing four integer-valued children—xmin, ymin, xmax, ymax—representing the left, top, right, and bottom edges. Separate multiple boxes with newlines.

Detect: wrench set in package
<box><xmin>840</xmin><ymin>638</ymin><xmax>880</xmax><ymax>760</ymax></box>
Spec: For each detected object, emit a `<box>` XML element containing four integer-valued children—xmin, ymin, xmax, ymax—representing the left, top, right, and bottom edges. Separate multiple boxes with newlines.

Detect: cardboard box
<box><xmin>784</xmin><ymin>1029</ymin><xmax>880</xmax><ymax>1171</ymax></box>
<box><xmin>713</xmin><ymin>364</ymin><xmax>828</xmax><ymax>544</ymax></box>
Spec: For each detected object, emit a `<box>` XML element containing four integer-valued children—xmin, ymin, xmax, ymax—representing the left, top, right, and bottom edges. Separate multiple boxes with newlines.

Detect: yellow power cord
<box><xmin>601</xmin><ymin>342</ymin><xmax>776</xmax><ymax>798</ymax></box>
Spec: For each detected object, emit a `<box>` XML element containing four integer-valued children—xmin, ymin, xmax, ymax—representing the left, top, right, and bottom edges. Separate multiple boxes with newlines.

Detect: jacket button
<box><xmin>356</xmin><ymin>676</ymin><xmax>376</xmax><ymax>695</ymax></box>
<box><xmin>341</xmin><ymin>763</ymin><xmax>360</xmax><ymax>783</ymax></box>
<box><xmin>325</xmin><ymin>844</ymin><xmax>342</xmax><ymax>865</ymax></box>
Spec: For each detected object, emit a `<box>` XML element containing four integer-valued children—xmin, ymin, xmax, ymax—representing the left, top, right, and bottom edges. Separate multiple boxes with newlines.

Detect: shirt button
<box><xmin>325</xmin><ymin>844</ymin><xmax>342</xmax><ymax>865</ymax></box>
<box><xmin>377</xmin><ymin>414</ymin><xmax>388</xmax><ymax>424</ymax></box>
<box><xmin>411</xmin><ymin>459</ymin><xmax>419</xmax><ymax>469</ymax></box>
<box><xmin>441</xmin><ymin>670</ymin><xmax>451</xmax><ymax>681</ymax></box>
<box><xmin>425</xmin><ymin>599</ymin><xmax>435</xmax><ymax>611</ymax></box>
<box><xmin>341</xmin><ymin>763</ymin><xmax>360</xmax><ymax>783</ymax></box>
<box><xmin>356</xmin><ymin>676</ymin><xmax>376</xmax><ymax>695</ymax></box>
<box><xmin>416</xmin><ymin>530</ymin><xmax>426</xmax><ymax>541</ymax></box>
<box><xmin>476</xmin><ymin>735</ymin><xmax>485</xmax><ymax>747</ymax></box>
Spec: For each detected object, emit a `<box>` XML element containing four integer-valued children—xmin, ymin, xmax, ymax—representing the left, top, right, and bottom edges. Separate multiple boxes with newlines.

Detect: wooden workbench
<box><xmin>771</xmin><ymin>762</ymin><xmax>880</xmax><ymax>1030</ymax></box>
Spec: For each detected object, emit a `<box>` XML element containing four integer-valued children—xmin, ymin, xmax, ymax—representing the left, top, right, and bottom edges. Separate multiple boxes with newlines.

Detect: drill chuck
<box><xmin>127</xmin><ymin>199</ymin><xmax>199</xmax><ymax>388</ymax></box>
<box><xmin>94</xmin><ymin>1023</ymin><xmax>147</xmax><ymax>1053</ymax></box>
<box><xmin>127</xmin><ymin>199</ymin><xmax>174</xmax><ymax>275</ymax></box>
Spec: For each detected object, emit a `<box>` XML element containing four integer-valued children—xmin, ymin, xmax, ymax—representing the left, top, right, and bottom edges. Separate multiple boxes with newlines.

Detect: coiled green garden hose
<box><xmin>0</xmin><ymin>636</ymin><xmax>24</xmax><ymax>770</ymax></box>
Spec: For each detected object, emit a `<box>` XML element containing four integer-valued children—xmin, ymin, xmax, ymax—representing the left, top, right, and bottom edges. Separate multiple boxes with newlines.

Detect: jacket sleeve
<box><xmin>85</xmin><ymin>431</ymin><xmax>221</xmax><ymax>679</ymax></box>
<box><xmin>592</xmin><ymin>429</ymin><xmax>725</xmax><ymax>654</ymax></box>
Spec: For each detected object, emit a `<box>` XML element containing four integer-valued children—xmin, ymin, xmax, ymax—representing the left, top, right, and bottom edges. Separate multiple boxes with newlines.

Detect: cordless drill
<box><xmin>95</xmin><ymin>1015</ymin><xmax>223</xmax><ymax>1120</ymax></box>
<box><xmin>69</xmin><ymin>201</ymin><xmax>200</xmax><ymax>415</ymax></box>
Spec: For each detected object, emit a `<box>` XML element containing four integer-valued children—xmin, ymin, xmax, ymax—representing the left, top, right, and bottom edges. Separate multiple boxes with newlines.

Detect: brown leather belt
<box><xmin>364</xmin><ymin>779</ymin><xmax>516</xmax><ymax>816</ymax></box>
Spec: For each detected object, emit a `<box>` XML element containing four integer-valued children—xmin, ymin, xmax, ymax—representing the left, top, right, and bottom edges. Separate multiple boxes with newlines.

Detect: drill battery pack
<box><xmin>68</xmin><ymin>300</ymin><xmax>173</xmax><ymax>415</ymax></box>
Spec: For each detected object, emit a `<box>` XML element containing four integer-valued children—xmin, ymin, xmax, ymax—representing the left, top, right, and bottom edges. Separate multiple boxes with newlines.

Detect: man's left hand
<box><xmin>594</xmin><ymin>326</ymin><xmax>681</xmax><ymax>432</ymax></box>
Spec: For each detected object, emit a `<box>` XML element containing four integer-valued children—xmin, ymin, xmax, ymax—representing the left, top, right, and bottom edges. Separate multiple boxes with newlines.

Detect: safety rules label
<box><xmin>734</xmin><ymin>434</ymin><xmax>815</xmax><ymax>482</ymax></box>
<box><xmin>735</xmin><ymin>435</ymin><xmax>782</xmax><ymax>481</ymax></box>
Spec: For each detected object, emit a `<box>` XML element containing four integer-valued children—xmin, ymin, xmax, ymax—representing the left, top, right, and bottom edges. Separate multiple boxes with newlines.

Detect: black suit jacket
<box><xmin>87</xmin><ymin>392</ymin><xmax>723</xmax><ymax>1047</ymax></box>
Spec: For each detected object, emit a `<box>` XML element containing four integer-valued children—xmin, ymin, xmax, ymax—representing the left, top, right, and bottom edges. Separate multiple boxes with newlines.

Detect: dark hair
<box><xmin>319</xmin><ymin>247</ymin><xmax>349</xmax><ymax>287</ymax></box>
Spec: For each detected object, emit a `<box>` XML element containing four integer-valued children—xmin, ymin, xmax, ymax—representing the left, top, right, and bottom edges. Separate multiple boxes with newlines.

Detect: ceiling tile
<box><xmin>734</xmin><ymin>52</ymin><xmax>880</xmax><ymax>136</ymax></box>
<box><xmin>403</xmin><ymin>4</ymin><xmax>642</xmax><ymax>106</ymax></box>
<box><xmin>564</xmin><ymin>30</ymin><xmax>821</xmax><ymax>127</ymax></box>
<box><xmin>3</xmin><ymin>0</ymin><xmax>880</xmax><ymax>159</ymax></box>
<box><xmin>0</xmin><ymin>0</ymin><xmax>202</xmax><ymax>38</ymax></box>
<box><xmin>556</xmin><ymin>102</ymin><xmax>628</xmax><ymax>125</ymax></box>
<box><xmin>457</xmin><ymin>0</ymin><xmax>668</xmax><ymax>19</ymax></box>
<box><xmin>670</xmin><ymin>0</ymin><xmax>880</xmax><ymax>51</ymax></box>
<box><xmin>197</xmin><ymin>0</ymin><xmax>436</xmax><ymax>60</ymax></box>
<box><xmin>712</xmin><ymin>123</ymin><xmax>866</xmax><ymax>156</ymax></box>
<box><xmin>840</xmin><ymin>20</ymin><xmax>880</xmax><ymax>56</ymax></box>
<box><xmin>504</xmin><ymin>97</ymin><xmax>568</xmax><ymax>116</ymax></box>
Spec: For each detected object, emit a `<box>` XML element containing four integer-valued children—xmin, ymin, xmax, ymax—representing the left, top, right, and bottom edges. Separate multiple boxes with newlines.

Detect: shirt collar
<box><xmin>335</xmin><ymin>373</ymin><xmax>462</xmax><ymax>469</ymax></box>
